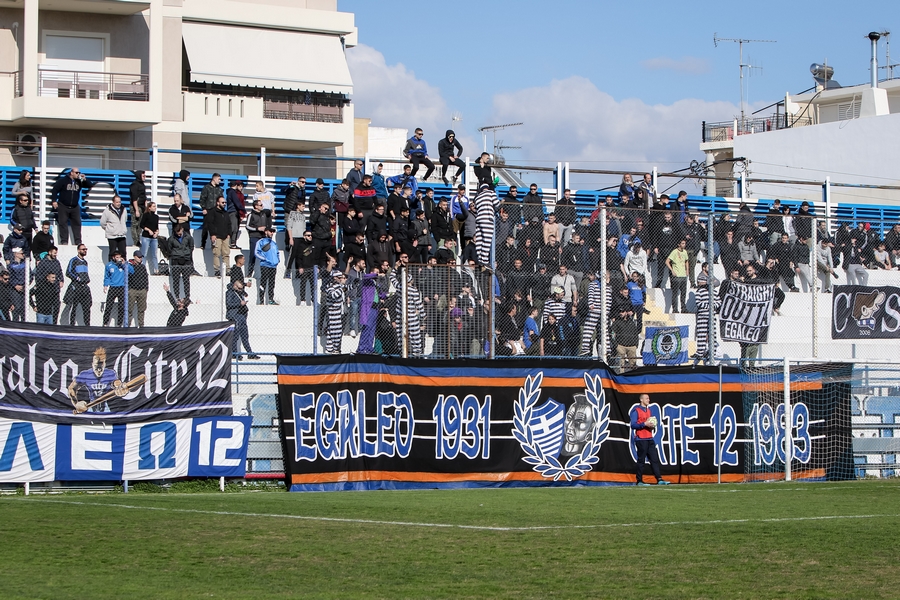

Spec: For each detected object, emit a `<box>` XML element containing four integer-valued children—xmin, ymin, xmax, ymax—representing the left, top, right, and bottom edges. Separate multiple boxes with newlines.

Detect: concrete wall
<box><xmin>733</xmin><ymin>112</ymin><xmax>900</xmax><ymax>206</ymax></box>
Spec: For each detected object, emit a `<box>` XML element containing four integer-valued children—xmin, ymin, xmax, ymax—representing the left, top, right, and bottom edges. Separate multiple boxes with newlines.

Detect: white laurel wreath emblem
<box><xmin>513</xmin><ymin>372</ymin><xmax>610</xmax><ymax>481</ymax></box>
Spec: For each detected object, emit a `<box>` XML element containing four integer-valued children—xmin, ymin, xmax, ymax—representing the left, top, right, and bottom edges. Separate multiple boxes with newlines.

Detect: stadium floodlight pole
<box><xmin>707</xmin><ymin>212</ymin><xmax>716</xmax><ymax>364</ymax></box>
<box><xmin>312</xmin><ymin>265</ymin><xmax>319</xmax><ymax>355</ymax></box>
<box><xmin>599</xmin><ymin>207</ymin><xmax>608</xmax><ymax>361</ymax></box>
<box><xmin>783</xmin><ymin>360</ymin><xmax>792</xmax><ymax>482</ymax></box>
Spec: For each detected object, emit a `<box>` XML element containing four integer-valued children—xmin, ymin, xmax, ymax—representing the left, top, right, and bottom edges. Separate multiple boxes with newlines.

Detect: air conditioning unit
<box><xmin>16</xmin><ymin>132</ymin><xmax>43</xmax><ymax>155</ymax></box>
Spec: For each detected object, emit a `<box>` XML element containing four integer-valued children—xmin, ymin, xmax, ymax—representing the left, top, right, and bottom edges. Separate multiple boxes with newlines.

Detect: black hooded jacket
<box><xmin>438</xmin><ymin>130</ymin><xmax>463</xmax><ymax>160</ymax></box>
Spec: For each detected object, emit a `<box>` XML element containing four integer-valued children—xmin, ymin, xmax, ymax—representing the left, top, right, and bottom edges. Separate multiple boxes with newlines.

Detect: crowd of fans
<box><xmin>3</xmin><ymin>143</ymin><xmax>900</xmax><ymax>365</ymax></box>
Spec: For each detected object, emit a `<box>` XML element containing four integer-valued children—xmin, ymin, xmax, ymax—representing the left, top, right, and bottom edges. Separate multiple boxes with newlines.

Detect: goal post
<box><xmin>740</xmin><ymin>360</ymin><xmax>854</xmax><ymax>483</ymax></box>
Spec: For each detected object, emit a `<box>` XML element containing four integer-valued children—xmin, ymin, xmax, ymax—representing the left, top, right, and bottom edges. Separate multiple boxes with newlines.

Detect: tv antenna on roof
<box><xmin>714</xmin><ymin>33</ymin><xmax>776</xmax><ymax>123</ymax></box>
<box><xmin>451</xmin><ymin>111</ymin><xmax>463</xmax><ymax>124</ymax></box>
<box><xmin>477</xmin><ymin>122</ymin><xmax>523</xmax><ymax>152</ymax></box>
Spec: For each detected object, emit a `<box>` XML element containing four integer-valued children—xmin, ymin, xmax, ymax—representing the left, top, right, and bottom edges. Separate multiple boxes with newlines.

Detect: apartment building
<box><xmin>0</xmin><ymin>0</ymin><xmax>357</xmax><ymax>177</ymax></box>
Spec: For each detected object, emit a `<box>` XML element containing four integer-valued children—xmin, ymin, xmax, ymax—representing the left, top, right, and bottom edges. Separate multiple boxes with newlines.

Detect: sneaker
<box><xmin>657</xmin><ymin>480</ymin><xmax>671</xmax><ymax>485</ymax></box>
<box><xmin>790</xmin><ymin>287</ymin><xmax>799</xmax><ymax>292</ymax></box>
<box><xmin>235</xmin><ymin>355</ymin><xmax>243</xmax><ymax>361</ymax></box>
<box><xmin>442</xmin><ymin>177</ymin><xmax>450</xmax><ymax>185</ymax></box>
<box><xmin>637</xmin><ymin>482</ymin><xmax>652</xmax><ymax>487</ymax></box>
<box><xmin>268</xmin><ymin>300</ymin><xmax>280</xmax><ymax>305</ymax></box>
<box><xmin>247</xmin><ymin>354</ymin><xmax>260</xmax><ymax>360</ymax></box>
<box><xmin>350</xmin><ymin>330</ymin><xmax>357</xmax><ymax>338</ymax></box>
<box><xmin>283</xmin><ymin>273</ymin><xmax>292</xmax><ymax>279</ymax></box>
<box><xmin>213</xmin><ymin>270</ymin><xmax>220</xmax><ymax>277</ymax></box>
<box><xmin>451</xmin><ymin>176</ymin><xmax>458</xmax><ymax>185</ymax></box>
<box><xmin>229</xmin><ymin>245</ymin><xmax>238</xmax><ymax>249</ymax></box>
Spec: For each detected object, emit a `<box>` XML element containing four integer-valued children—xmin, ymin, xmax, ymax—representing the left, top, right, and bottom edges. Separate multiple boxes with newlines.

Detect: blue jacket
<box><xmin>372</xmin><ymin>173</ymin><xmax>388</xmax><ymax>198</ymax></box>
<box><xmin>103</xmin><ymin>260</ymin><xmax>134</xmax><ymax>288</ymax></box>
<box><xmin>626</xmin><ymin>280</ymin><xmax>645</xmax><ymax>306</ymax></box>
<box><xmin>254</xmin><ymin>236</ymin><xmax>280</xmax><ymax>268</ymax></box>
<box><xmin>403</xmin><ymin>136</ymin><xmax>428</xmax><ymax>157</ymax></box>
<box><xmin>387</xmin><ymin>173</ymin><xmax>418</xmax><ymax>196</ymax></box>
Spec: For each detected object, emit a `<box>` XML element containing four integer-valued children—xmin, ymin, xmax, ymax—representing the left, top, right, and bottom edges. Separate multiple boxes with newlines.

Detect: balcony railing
<box><xmin>1</xmin><ymin>70</ymin><xmax>22</xmax><ymax>98</ymax></box>
<box><xmin>37</xmin><ymin>69</ymin><xmax>149</xmax><ymax>101</ymax></box>
<box><xmin>263</xmin><ymin>100</ymin><xmax>343</xmax><ymax>123</ymax></box>
<box><xmin>702</xmin><ymin>115</ymin><xmax>813</xmax><ymax>143</ymax></box>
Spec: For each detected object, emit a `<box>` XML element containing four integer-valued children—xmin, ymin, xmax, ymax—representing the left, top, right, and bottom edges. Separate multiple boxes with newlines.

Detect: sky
<box><xmin>339</xmin><ymin>0</ymin><xmax>897</xmax><ymax>192</ymax></box>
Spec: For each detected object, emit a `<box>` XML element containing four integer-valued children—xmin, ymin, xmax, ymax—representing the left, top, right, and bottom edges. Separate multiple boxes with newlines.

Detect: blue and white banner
<box><xmin>642</xmin><ymin>326</ymin><xmax>689</xmax><ymax>365</ymax></box>
<box><xmin>0</xmin><ymin>416</ymin><xmax>251</xmax><ymax>483</ymax></box>
<box><xmin>0</xmin><ymin>321</ymin><xmax>233</xmax><ymax>424</ymax></box>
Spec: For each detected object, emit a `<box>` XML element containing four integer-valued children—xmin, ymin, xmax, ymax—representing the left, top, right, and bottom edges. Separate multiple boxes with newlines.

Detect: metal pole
<box><xmin>783</xmin><ymin>359</ymin><xmax>792</xmax><ymax>482</ymax></box>
<box><xmin>123</xmin><ymin>480</ymin><xmax>129</xmax><ymax>494</ymax></box>
<box><xmin>823</xmin><ymin>177</ymin><xmax>832</xmax><ymax>232</ymax></box>
<box><xmin>489</xmin><ymin>225</ymin><xmax>496</xmax><ymax>359</ymax></box>
<box><xmin>599</xmin><ymin>207</ymin><xmax>608</xmax><ymax>360</ymax></box>
<box><xmin>219</xmin><ymin>476</ymin><xmax>225</xmax><ymax>492</ymax></box>
<box><xmin>220</xmin><ymin>267</ymin><xmax>226</xmax><ymax>322</ymax></box>
<box><xmin>312</xmin><ymin>265</ymin><xmax>319</xmax><ymax>354</ymax></box>
<box><xmin>259</xmin><ymin>146</ymin><xmax>266</xmax><ymax>180</ymax></box>
<box><xmin>401</xmin><ymin>270</ymin><xmax>408</xmax><ymax>358</ymax></box>
<box><xmin>651</xmin><ymin>166</ymin><xmax>658</xmax><ymax>201</ymax></box>
<box><xmin>23</xmin><ymin>256</ymin><xmax>31</xmax><ymax>323</ymax></box>
<box><xmin>811</xmin><ymin>222</ymin><xmax>818</xmax><ymax>358</ymax></box>
<box><xmin>707</xmin><ymin>212</ymin><xmax>716</xmax><ymax>364</ymax></box>
<box><xmin>151</xmin><ymin>142</ymin><xmax>159</xmax><ymax>206</ymax></box>
<box><xmin>39</xmin><ymin>136</ymin><xmax>47</xmax><ymax>223</ymax></box>
<box><xmin>717</xmin><ymin>363</ymin><xmax>723</xmax><ymax>484</ymax></box>
<box><xmin>124</xmin><ymin>261</ymin><xmax>130</xmax><ymax>327</ymax></box>
<box><xmin>24</xmin><ymin>481</ymin><xmax>30</xmax><ymax>496</ymax></box>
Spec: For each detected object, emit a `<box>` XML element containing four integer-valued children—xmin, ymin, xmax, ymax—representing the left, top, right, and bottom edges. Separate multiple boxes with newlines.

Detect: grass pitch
<box><xmin>2</xmin><ymin>480</ymin><xmax>898</xmax><ymax>599</ymax></box>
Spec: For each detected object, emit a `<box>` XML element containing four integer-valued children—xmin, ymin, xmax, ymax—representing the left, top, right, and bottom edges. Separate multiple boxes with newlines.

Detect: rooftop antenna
<box><xmin>451</xmin><ymin>111</ymin><xmax>463</xmax><ymax>127</ymax></box>
<box><xmin>493</xmin><ymin>140</ymin><xmax>522</xmax><ymax>163</ymax></box>
<box><xmin>714</xmin><ymin>33</ymin><xmax>776</xmax><ymax>123</ymax></box>
<box><xmin>477</xmin><ymin>122</ymin><xmax>522</xmax><ymax>152</ymax></box>
<box><xmin>876</xmin><ymin>31</ymin><xmax>898</xmax><ymax>80</ymax></box>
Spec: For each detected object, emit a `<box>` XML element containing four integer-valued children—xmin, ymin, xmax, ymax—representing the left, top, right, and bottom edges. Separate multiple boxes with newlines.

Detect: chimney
<box><xmin>869</xmin><ymin>31</ymin><xmax>881</xmax><ymax>88</ymax></box>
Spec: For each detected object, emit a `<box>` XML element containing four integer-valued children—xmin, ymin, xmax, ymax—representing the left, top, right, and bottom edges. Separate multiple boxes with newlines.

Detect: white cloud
<box><xmin>641</xmin><ymin>56</ymin><xmax>711</xmax><ymax>75</ymax></box>
<box><xmin>346</xmin><ymin>44</ymin><xmax>449</xmax><ymax>139</ymax></box>
<box><xmin>489</xmin><ymin>76</ymin><xmax>739</xmax><ymax>173</ymax></box>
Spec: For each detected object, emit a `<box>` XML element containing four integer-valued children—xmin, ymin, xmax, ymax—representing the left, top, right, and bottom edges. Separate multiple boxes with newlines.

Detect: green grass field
<box><xmin>2</xmin><ymin>480</ymin><xmax>898</xmax><ymax>599</ymax></box>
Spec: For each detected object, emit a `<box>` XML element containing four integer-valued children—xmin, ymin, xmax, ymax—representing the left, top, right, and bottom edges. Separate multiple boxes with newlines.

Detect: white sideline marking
<box><xmin>8</xmin><ymin>499</ymin><xmax>900</xmax><ymax>532</ymax></box>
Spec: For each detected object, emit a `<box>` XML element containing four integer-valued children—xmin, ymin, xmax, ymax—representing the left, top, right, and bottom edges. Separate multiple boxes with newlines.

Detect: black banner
<box><xmin>831</xmin><ymin>285</ymin><xmax>900</xmax><ymax>339</ymax></box>
<box><xmin>277</xmin><ymin>356</ymin><xmax>753</xmax><ymax>490</ymax></box>
<box><xmin>0</xmin><ymin>321</ymin><xmax>233</xmax><ymax>424</ymax></box>
<box><xmin>719</xmin><ymin>281</ymin><xmax>775</xmax><ymax>343</ymax></box>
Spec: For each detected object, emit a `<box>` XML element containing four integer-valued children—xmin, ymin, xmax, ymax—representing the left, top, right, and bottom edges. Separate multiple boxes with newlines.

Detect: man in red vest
<box><xmin>631</xmin><ymin>393</ymin><xmax>670</xmax><ymax>486</ymax></box>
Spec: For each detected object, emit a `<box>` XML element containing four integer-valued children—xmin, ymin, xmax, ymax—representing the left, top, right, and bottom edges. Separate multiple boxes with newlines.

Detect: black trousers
<box><xmin>67</xmin><ymin>284</ymin><xmax>92</xmax><ymax>326</ymax></box>
<box><xmin>57</xmin><ymin>204</ymin><xmax>82</xmax><ymax>245</ymax></box>
<box><xmin>258</xmin><ymin>266</ymin><xmax>276</xmax><ymax>304</ymax></box>
<box><xmin>635</xmin><ymin>438</ymin><xmax>662</xmax><ymax>483</ymax></box>
<box><xmin>108</xmin><ymin>237</ymin><xmax>126</xmax><ymax>262</ymax></box>
<box><xmin>440</xmin><ymin>156</ymin><xmax>465</xmax><ymax>179</ymax></box>
<box><xmin>409</xmin><ymin>154</ymin><xmax>435</xmax><ymax>180</ymax></box>
<box><xmin>170</xmin><ymin>263</ymin><xmax>192</xmax><ymax>300</ymax></box>
<box><xmin>103</xmin><ymin>286</ymin><xmax>126</xmax><ymax>326</ymax></box>
<box><xmin>296</xmin><ymin>268</ymin><xmax>314</xmax><ymax>302</ymax></box>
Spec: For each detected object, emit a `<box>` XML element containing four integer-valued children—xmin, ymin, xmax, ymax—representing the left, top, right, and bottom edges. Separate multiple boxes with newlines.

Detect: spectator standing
<box><xmin>99</xmin><ymin>195</ymin><xmax>128</xmax><ymax>261</ymax></box>
<box><xmin>226</xmin><ymin>278</ymin><xmax>258</xmax><ymax>359</ymax></box>
<box><xmin>255</xmin><ymin>227</ymin><xmax>280</xmax><ymax>305</ymax></box>
<box><xmin>403</xmin><ymin>128</ymin><xmax>434</xmax><ymax>181</ymax></box>
<box><xmin>372</xmin><ymin>163</ymin><xmax>389</xmax><ymax>205</ymax></box>
<box><xmin>173</xmin><ymin>170</ymin><xmax>191</xmax><ymax>213</ymax></box>
<box><xmin>793</xmin><ymin>235</ymin><xmax>813</xmax><ymax>292</ymax></box>
<box><xmin>666</xmin><ymin>239</ymin><xmax>689</xmax><ymax>313</ymax></box>
<box><xmin>30</xmin><ymin>271</ymin><xmax>60</xmax><ymax>325</ymax></box>
<box><xmin>129</xmin><ymin>170</ymin><xmax>147</xmax><ymax>246</ymax></box>
<box><xmin>138</xmin><ymin>201</ymin><xmax>160</xmax><ymax>275</ymax></box>
<box><xmin>474</xmin><ymin>184</ymin><xmax>501</xmax><ymax>266</ymax></box>
<box><xmin>611</xmin><ymin>313</ymin><xmax>641</xmax><ymax>371</ymax></box>
<box><xmin>245</xmin><ymin>199</ymin><xmax>270</xmax><ymax>272</ymax></box>
<box><xmin>693</xmin><ymin>263</ymin><xmax>719</xmax><ymax>363</ymax></box>
<box><xmin>766</xmin><ymin>199</ymin><xmax>785</xmax><ymax>246</ymax></box>
<box><xmin>168</xmin><ymin>193</ymin><xmax>192</xmax><ymax>236</ymax></box>
<box><xmin>353</xmin><ymin>173</ymin><xmax>377</xmax><ymax>224</ymax></box>
<box><xmin>198</xmin><ymin>173</ymin><xmax>223</xmax><ymax>249</ymax></box>
<box><xmin>816</xmin><ymin>238</ymin><xmax>838</xmax><ymax>292</ymax></box>
<box><xmin>579</xmin><ymin>271</ymin><xmax>602</xmax><ymax>356</ymax></box>
<box><xmin>523</xmin><ymin>184</ymin><xmax>544</xmax><ymax>224</ymax></box>
<box><xmin>308</xmin><ymin>178</ymin><xmax>331</xmax><ymax>212</ymax></box>
<box><xmin>331</xmin><ymin>179</ymin><xmax>352</xmax><ymax>243</ymax></box>
<box><xmin>618</xmin><ymin>174</ymin><xmax>636</xmax><ymax>204</ymax></box>
<box><xmin>346</xmin><ymin>159</ymin><xmax>364</xmax><ymax>192</ymax></box>
<box><xmin>3</xmin><ymin>224</ymin><xmax>30</xmax><ymax>264</ymax></box>
<box><xmin>324</xmin><ymin>271</ymin><xmax>347</xmax><ymax>354</ymax></box>
<box><xmin>0</xmin><ymin>269</ymin><xmax>13</xmax><ymax>320</ymax></box>
<box><xmin>50</xmin><ymin>168</ymin><xmax>94</xmax><ymax>246</ymax></box>
<box><xmin>226</xmin><ymin>180</ymin><xmax>247</xmax><ymax>248</ymax></box>
<box><xmin>555</xmin><ymin>189</ymin><xmax>577</xmax><ymax>245</ymax></box>
<box><xmin>206</xmin><ymin>195</ymin><xmax>232</xmax><ymax>277</ymax></box>
<box><xmin>168</xmin><ymin>224</ymin><xmax>194</xmax><ymax>300</ymax></box>
<box><xmin>31</xmin><ymin>221</ymin><xmax>54</xmax><ymax>261</ymax></box>
<box><xmin>473</xmin><ymin>152</ymin><xmax>493</xmax><ymax>188</ymax></box>
<box><xmin>638</xmin><ymin>173</ymin><xmax>657</xmax><ymax>210</ymax></box>
<box><xmin>102</xmin><ymin>250</ymin><xmax>133</xmax><ymax>327</ymax></box>
<box><xmin>10</xmin><ymin>195</ymin><xmax>37</xmax><ymax>248</ymax></box>
<box><xmin>8</xmin><ymin>249</ymin><xmax>26</xmax><ymax>321</ymax></box>
<box><xmin>64</xmin><ymin>244</ymin><xmax>92</xmax><ymax>325</ymax></box>
<box><xmin>438</xmin><ymin>130</ymin><xmax>464</xmax><ymax>185</ymax></box>
<box><xmin>128</xmin><ymin>250</ymin><xmax>149</xmax><ymax>327</ymax></box>
<box><xmin>843</xmin><ymin>237</ymin><xmax>869</xmax><ymax>286</ymax></box>
<box><xmin>11</xmin><ymin>170</ymin><xmax>33</xmax><ymax>203</ymax></box>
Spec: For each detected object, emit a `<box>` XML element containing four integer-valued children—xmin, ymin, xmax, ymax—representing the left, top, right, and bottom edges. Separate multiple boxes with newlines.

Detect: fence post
<box><xmin>823</xmin><ymin>177</ymin><xmax>832</xmax><ymax>232</ymax></box>
<box><xmin>599</xmin><ymin>207</ymin><xmax>607</xmax><ymax>360</ymax></box>
<box><xmin>312</xmin><ymin>265</ymin><xmax>319</xmax><ymax>355</ymax></box>
<box><xmin>717</xmin><ymin>363</ymin><xmax>723</xmax><ymax>484</ymax></box>
<box><xmin>23</xmin><ymin>256</ymin><xmax>31</xmax><ymax>323</ymax></box>
<box><xmin>707</xmin><ymin>211</ymin><xmax>716</xmax><ymax>363</ymax></box>
<box><xmin>651</xmin><ymin>166</ymin><xmax>658</xmax><ymax>200</ymax></box>
<box><xmin>39</xmin><ymin>136</ymin><xmax>48</xmax><ymax>223</ymax></box>
<box><xmin>489</xmin><ymin>229</ymin><xmax>496</xmax><ymax>359</ymax></box>
<box><xmin>151</xmin><ymin>142</ymin><xmax>159</xmax><ymax>203</ymax></box>
<box><xmin>124</xmin><ymin>264</ymin><xmax>129</xmax><ymax>327</ymax></box>
<box><xmin>811</xmin><ymin>222</ymin><xmax>818</xmax><ymax>358</ymax></box>
<box><xmin>401</xmin><ymin>270</ymin><xmax>408</xmax><ymax>359</ymax></box>
<box><xmin>259</xmin><ymin>146</ymin><xmax>266</xmax><ymax>180</ymax></box>
<box><xmin>783</xmin><ymin>359</ymin><xmax>793</xmax><ymax>482</ymax></box>
<box><xmin>220</xmin><ymin>268</ymin><xmax>226</xmax><ymax>322</ymax></box>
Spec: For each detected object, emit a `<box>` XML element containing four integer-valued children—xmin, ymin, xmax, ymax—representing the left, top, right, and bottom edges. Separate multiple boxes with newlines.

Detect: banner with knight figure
<box><xmin>276</xmin><ymin>356</ymin><xmax>854</xmax><ymax>491</ymax></box>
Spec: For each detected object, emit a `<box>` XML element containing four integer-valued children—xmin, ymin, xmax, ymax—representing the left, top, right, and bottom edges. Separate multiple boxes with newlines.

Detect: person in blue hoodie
<box><xmin>254</xmin><ymin>227</ymin><xmax>280</xmax><ymax>305</ymax></box>
<box><xmin>402</xmin><ymin>127</ymin><xmax>434</xmax><ymax>181</ymax></box>
<box><xmin>372</xmin><ymin>163</ymin><xmax>389</xmax><ymax>204</ymax></box>
<box><xmin>102</xmin><ymin>250</ymin><xmax>134</xmax><ymax>327</ymax></box>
